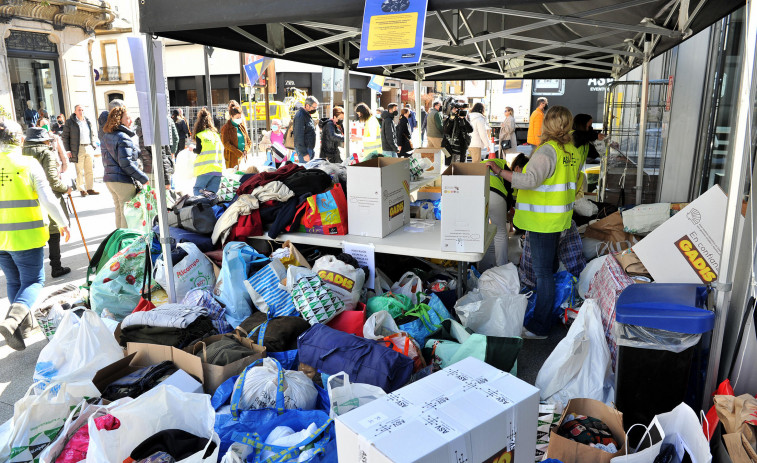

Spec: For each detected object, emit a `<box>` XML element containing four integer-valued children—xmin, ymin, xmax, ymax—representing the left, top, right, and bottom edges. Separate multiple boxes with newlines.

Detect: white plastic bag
<box><xmin>574</xmin><ymin>197</ymin><xmax>599</xmax><ymax>217</ymax></box>
<box><xmin>535</xmin><ymin>299</ymin><xmax>614</xmax><ymax>407</ymax></box>
<box><xmin>174</xmin><ymin>147</ymin><xmax>197</xmax><ymax>194</ymax></box>
<box><xmin>234</xmin><ymin>358</ymin><xmax>318</xmax><ymax>411</ymax></box>
<box><xmin>622</xmin><ymin>203</ymin><xmax>671</xmax><ymax>235</ymax></box>
<box><xmin>86</xmin><ymin>385</ymin><xmax>219</xmax><ymax>463</ymax></box>
<box><xmin>454</xmin><ymin>289</ymin><xmax>528</xmax><ymax>338</ymax></box>
<box><xmin>478</xmin><ymin>263</ymin><xmax>520</xmax><ymax>296</ymax></box>
<box><xmin>327</xmin><ymin>372</ymin><xmax>386</xmax><ymax>417</ymax></box>
<box><xmin>578</xmin><ymin>255</ymin><xmax>609</xmax><ymax>298</ymax></box>
<box><xmin>312</xmin><ymin>255</ymin><xmax>365</xmax><ymax>310</ymax></box>
<box><xmin>0</xmin><ymin>383</ymin><xmax>84</xmax><ymax>462</ymax></box>
<box><xmin>651</xmin><ymin>403</ymin><xmax>711</xmax><ymax>463</ymax></box>
<box><xmin>390</xmin><ymin>271</ymin><xmax>424</xmax><ymax>304</ymax></box>
<box><xmin>155</xmin><ymin>242</ymin><xmax>216</xmax><ymax>296</ymax></box>
<box><xmin>363</xmin><ymin>311</ymin><xmax>401</xmax><ymax>339</ymax></box>
<box><xmin>33</xmin><ymin>310</ymin><xmax>123</xmax><ymax>395</ymax></box>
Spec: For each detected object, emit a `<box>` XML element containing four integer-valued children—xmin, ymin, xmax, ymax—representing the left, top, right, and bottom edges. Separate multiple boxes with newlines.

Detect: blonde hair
<box><xmin>539</xmin><ymin>105</ymin><xmax>573</xmax><ymax>147</ymax></box>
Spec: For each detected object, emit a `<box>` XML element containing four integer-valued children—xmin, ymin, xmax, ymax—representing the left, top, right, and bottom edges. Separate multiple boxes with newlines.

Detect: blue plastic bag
<box><xmin>523</xmin><ymin>271</ymin><xmax>577</xmax><ymax>326</ymax></box>
<box><xmin>397</xmin><ymin>293</ymin><xmax>451</xmax><ymax>346</ymax></box>
<box><xmin>218</xmin><ymin>242</ymin><xmax>270</xmax><ymax>328</ymax></box>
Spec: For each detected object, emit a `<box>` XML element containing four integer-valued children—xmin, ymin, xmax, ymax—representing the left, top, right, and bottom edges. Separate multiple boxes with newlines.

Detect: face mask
<box><xmin>271</xmin><ymin>124</ymin><xmax>279</xmax><ymax>131</ymax></box>
<box><xmin>308</xmin><ymin>108</ymin><xmax>317</xmax><ymax>115</ymax></box>
<box><xmin>543</xmin><ymin>104</ymin><xmax>549</xmax><ymax>110</ymax></box>
<box><xmin>355</xmin><ymin>113</ymin><xmax>361</xmax><ymax>120</ymax></box>
<box><xmin>392</xmin><ymin>110</ymin><xmax>399</xmax><ymax>117</ymax></box>
<box><xmin>337</xmin><ymin>119</ymin><xmax>344</xmax><ymax>125</ymax></box>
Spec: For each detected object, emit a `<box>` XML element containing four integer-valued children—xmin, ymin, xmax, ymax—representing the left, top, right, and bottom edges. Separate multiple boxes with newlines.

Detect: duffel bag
<box><xmin>152</xmin><ymin>225</ymin><xmax>215</xmax><ymax>253</ymax></box>
<box><xmin>297</xmin><ymin>323</ymin><xmax>413</xmax><ymax>392</ymax></box>
<box><xmin>168</xmin><ymin>201</ymin><xmax>217</xmax><ymax>235</ymax></box>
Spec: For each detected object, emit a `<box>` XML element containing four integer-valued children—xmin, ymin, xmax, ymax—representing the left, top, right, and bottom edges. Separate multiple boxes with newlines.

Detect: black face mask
<box><xmin>355</xmin><ymin>112</ymin><xmax>361</xmax><ymax>120</ymax></box>
<box><xmin>308</xmin><ymin>108</ymin><xmax>317</xmax><ymax>115</ymax></box>
<box><xmin>337</xmin><ymin>119</ymin><xmax>343</xmax><ymax>125</ymax></box>
<box><xmin>392</xmin><ymin>110</ymin><xmax>399</xmax><ymax>117</ymax></box>
<box><xmin>543</xmin><ymin>104</ymin><xmax>549</xmax><ymax>111</ymax></box>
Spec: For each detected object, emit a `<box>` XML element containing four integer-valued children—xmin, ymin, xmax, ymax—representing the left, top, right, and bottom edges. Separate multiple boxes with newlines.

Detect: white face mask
<box><xmin>271</xmin><ymin>125</ymin><xmax>280</xmax><ymax>131</ymax></box>
<box><xmin>233</xmin><ymin>116</ymin><xmax>243</xmax><ymax>123</ymax></box>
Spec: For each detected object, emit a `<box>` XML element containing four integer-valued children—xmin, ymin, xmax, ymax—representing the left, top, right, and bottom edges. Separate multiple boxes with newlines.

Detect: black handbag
<box><xmin>501</xmin><ymin>139</ymin><xmax>512</xmax><ymax>150</ymax></box>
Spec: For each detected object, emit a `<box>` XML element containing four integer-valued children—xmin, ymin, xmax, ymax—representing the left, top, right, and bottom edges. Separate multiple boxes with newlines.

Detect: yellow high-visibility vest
<box><xmin>193</xmin><ymin>129</ymin><xmax>224</xmax><ymax>176</ymax></box>
<box><xmin>0</xmin><ymin>148</ymin><xmax>49</xmax><ymax>251</ymax></box>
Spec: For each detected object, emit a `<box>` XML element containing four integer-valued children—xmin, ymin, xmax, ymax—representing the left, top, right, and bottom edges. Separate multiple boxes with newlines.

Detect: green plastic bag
<box><xmin>366</xmin><ymin>293</ymin><xmax>412</xmax><ymax>318</ymax></box>
<box><xmin>124</xmin><ymin>185</ymin><xmax>158</xmax><ymax>233</ymax></box>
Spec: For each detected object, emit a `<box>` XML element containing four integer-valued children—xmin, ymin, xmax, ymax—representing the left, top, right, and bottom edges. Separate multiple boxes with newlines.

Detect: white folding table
<box><xmin>249</xmin><ymin>219</ymin><xmax>496</xmax><ymax>297</ymax></box>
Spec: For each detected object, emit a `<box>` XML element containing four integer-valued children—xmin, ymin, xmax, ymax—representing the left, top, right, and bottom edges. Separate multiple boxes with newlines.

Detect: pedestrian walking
<box><xmin>220</xmin><ymin>102</ymin><xmax>251</xmax><ymax>169</ymax></box>
<box><xmin>61</xmin><ymin>105</ymin><xmax>99</xmax><ymax>196</ymax></box>
<box><xmin>293</xmin><ymin>96</ymin><xmax>318</xmax><ymax>163</ymax></box>
<box><xmin>527</xmin><ymin>97</ymin><xmax>548</xmax><ymax>148</ymax></box>
<box><xmin>468</xmin><ymin>102</ymin><xmax>491</xmax><ymax>163</ymax></box>
<box><xmin>319</xmin><ymin>106</ymin><xmax>345</xmax><ymax>163</ymax></box>
<box><xmin>172</xmin><ymin>108</ymin><xmax>190</xmax><ymax>152</ymax></box>
<box><xmin>380</xmin><ymin>103</ymin><xmax>400</xmax><ymax>157</ymax></box>
<box><xmin>426</xmin><ymin>100</ymin><xmax>443</xmax><ymax>148</ymax></box>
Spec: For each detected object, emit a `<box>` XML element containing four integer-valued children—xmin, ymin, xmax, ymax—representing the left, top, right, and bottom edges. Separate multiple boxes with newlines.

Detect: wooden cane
<box><xmin>67</xmin><ymin>193</ymin><xmax>90</xmax><ymax>261</ymax></box>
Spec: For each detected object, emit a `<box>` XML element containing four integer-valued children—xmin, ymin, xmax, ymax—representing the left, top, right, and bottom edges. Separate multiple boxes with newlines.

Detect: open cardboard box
<box><xmin>347</xmin><ymin>157</ymin><xmax>411</xmax><ymax>237</ymax></box>
<box><xmin>440</xmin><ymin>162</ymin><xmax>490</xmax><ymax>253</ymax></box>
<box><xmin>547</xmin><ymin>398</ymin><xmax>626</xmax><ymax>463</ymax></box>
<box><xmin>186</xmin><ymin>332</ymin><xmax>266</xmax><ymax>394</ymax></box>
<box><xmin>412</xmin><ymin>148</ymin><xmax>447</xmax><ymax>175</ymax></box>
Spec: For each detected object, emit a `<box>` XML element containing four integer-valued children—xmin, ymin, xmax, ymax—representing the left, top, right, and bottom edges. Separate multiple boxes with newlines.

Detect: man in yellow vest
<box><xmin>488</xmin><ymin>106</ymin><xmax>580</xmax><ymax>339</ymax></box>
<box><xmin>0</xmin><ymin>120</ymin><xmax>70</xmax><ymax>350</ymax></box>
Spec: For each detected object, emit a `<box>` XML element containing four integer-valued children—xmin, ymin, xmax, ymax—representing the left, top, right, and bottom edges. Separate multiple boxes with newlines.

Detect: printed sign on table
<box><xmin>358</xmin><ymin>0</ymin><xmax>428</xmax><ymax>68</ymax></box>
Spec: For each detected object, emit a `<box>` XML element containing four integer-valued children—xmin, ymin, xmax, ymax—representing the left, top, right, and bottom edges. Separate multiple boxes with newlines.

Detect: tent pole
<box><xmin>204</xmin><ymin>46</ymin><xmax>213</xmax><ymax>108</ymax></box>
<box><xmin>414</xmin><ymin>74</ymin><xmax>422</xmax><ymax>147</ymax></box>
<box><xmin>343</xmin><ymin>44</ymin><xmax>351</xmax><ymax>161</ymax></box>
<box><xmin>635</xmin><ymin>38</ymin><xmax>650</xmax><ymax>205</ymax></box>
<box><xmin>703</xmin><ymin>0</ymin><xmax>757</xmax><ymax>408</ymax></box>
<box><xmin>145</xmin><ymin>34</ymin><xmax>176</xmax><ymax>303</ymax></box>
<box><xmin>330</xmin><ymin>67</ymin><xmax>335</xmax><ymax>118</ymax></box>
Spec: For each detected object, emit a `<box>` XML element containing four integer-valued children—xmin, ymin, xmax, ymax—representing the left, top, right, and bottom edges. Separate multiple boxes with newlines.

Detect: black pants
<box><xmin>48</xmin><ymin>232</ymin><xmax>62</xmax><ymax>270</ymax></box>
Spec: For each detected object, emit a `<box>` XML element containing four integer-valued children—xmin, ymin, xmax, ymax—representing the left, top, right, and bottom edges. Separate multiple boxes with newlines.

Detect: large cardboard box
<box><xmin>633</xmin><ymin>185</ymin><xmax>732</xmax><ymax>284</ymax></box>
<box><xmin>547</xmin><ymin>398</ymin><xmax>625</xmax><ymax>463</ymax></box>
<box><xmin>92</xmin><ymin>343</ymin><xmax>205</xmax><ymax>395</ymax></box>
<box><xmin>440</xmin><ymin>163</ymin><xmax>490</xmax><ymax>253</ymax></box>
<box><xmin>412</xmin><ymin>148</ymin><xmax>447</xmax><ymax>175</ymax></box>
<box><xmin>187</xmin><ymin>332</ymin><xmax>266</xmax><ymax>394</ymax></box>
<box><xmin>347</xmin><ymin>158</ymin><xmax>411</xmax><ymax>237</ymax></box>
<box><xmin>335</xmin><ymin>357</ymin><xmax>539</xmax><ymax>463</ymax></box>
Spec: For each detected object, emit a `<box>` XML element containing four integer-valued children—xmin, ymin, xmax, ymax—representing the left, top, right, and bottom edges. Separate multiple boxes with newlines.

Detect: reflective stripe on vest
<box><xmin>193</xmin><ymin>129</ymin><xmax>224</xmax><ymax>176</ymax></box>
<box><xmin>0</xmin><ymin>148</ymin><xmax>49</xmax><ymax>251</ymax></box>
<box><xmin>513</xmin><ymin>140</ymin><xmax>582</xmax><ymax>233</ymax></box>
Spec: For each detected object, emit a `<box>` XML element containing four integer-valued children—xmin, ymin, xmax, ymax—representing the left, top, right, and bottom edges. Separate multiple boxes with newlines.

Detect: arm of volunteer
<box><xmin>510</xmin><ymin>144</ymin><xmax>556</xmax><ymax>190</ymax></box>
<box><xmin>30</xmin><ymin>161</ymin><xmax>68</xmax><ymax>227</ymax></box>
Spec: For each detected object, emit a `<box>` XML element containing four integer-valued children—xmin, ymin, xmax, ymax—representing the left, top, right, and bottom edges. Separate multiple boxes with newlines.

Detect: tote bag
<box><xmin>216</xmin><ymin>242</ymin><xmax>270</xmax><ymax>328</ymax></box>
<box><xmin>243</xmin><ymin>259</ymin><xmax>297</xmax><ymax>317</ymax></box>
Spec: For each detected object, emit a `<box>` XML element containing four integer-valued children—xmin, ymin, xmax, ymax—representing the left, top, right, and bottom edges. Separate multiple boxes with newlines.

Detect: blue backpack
<box><xmin>297</xmin><ymin>324</ymin><xmax>413</xmax><ymax>393</ymax></box>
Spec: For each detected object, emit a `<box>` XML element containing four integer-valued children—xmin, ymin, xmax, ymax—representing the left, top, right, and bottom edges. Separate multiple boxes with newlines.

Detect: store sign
<box><xmin>587</xmin><ymin>78</ymin><xmax>614</xmax><ymax>92</ymax></box>
<box><xmin>358</xmin><ymin>0</ymin><xmax>429</xmax><ymax>68</ymax></box>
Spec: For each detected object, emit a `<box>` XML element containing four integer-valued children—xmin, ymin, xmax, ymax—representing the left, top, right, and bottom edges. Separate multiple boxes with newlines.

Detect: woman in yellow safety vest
<box><xmin>0</xmin><ymin>120</ymin><xmax>70</xmax><ymax>351</ymax></box>
<box><xmin>192</xmin><ymin>107</ymin><xmax>225</xmax><ymax>195</ymax></box>
<box><xmin>487</xmin><ymin>106</ymin><xmax>582</xmax><ymax>340</ymax></box>
<box><xmin>354</xmin><ymin>103</ymin><xmax>381</xmax><ymax>161</ymax></box>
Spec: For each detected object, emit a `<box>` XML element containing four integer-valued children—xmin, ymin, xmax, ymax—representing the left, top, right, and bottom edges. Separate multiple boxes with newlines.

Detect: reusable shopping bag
<box><xmin>297</xmin><ymin>323</ymin><xmax>414</xmax><ymax>392</ymax></box>
<box><xmin>454</xmin><ymin>288</ymin><xmax>528</xmax><ymax>338</ymax></box>
<box><xmin>241</xmin><ymin>314</ymin><xmax>308</xmax><ymax>370</ymax></box>
<box><xmin>290</xmin><ymin>270</ymin><xmax>345</xmax><ymax>325</ymax></box>
<box><xmin>218</xmin><ymin>170</ymin><xmax>245</xmax><ymax>202</ymax></box>
<box><xmin>33</xmin><ymin>310</ymin><xmax>123</xmax><ymax>395</ymax></box>
<box><xmin>366</xmin><ymin>293</ymin><xmax>413</xmax><ymax>319</ymax></box>
<box><xmin>0</xmin><ymin>383</ymin><xmax>85</xmax><ymax>463</ymax></box>
<box><xmin>215</xmin><ymin>241</ymin><xmax>270</xmax><ymax>328</ymax></box>
<box><xmin>389</xmin><ymin>271</ymin><xmax>425</xmax><ymax>304</ymax></box>
<box><xmin>523</xmin><ymin>271</ymin><xmax>578</xmax><ymax>327</ymax></box>
<box><xmin>243</xmin><ymin>259</ymin><xmax>297</xmax><ymax>317</ymax></box>
<box><xmin>312</xmin><ymin>255</ymin><xmax>365</xmax><ymax>310</ymax></box>
<box><xmin>124</xmin><ymin>185</ymin><xmax>159</xmax><ymax>233</ymax></box>
<box><xmin>85</xmin><ymin>385</ymin><xmax>219</xmax><ymax>463</ymax></box>
<box><xmin>326</xmin><ymin>372</ymin><xmax>385</xmax><ymax>418</ymax></box>
<box><xmin>90</xmin><ymin>233</ymin><xmax>156</xmax><ymax>320</ymax></box>
<box><xmin>154</xmin><ymin>241</ymin><xmax>216</xmax><ymax>297</ymax></box>
<box><xmin>231</xmin><ymin>358</ymin><xmax>318</xmax><ymax>414</ymax></box>
<box><xmin>84</xmin><ymin>228</ymin><xmax>141</xmax><ymax>295</ymax></box>
<box><xmin>395</xmin><ymin>294</ymin><xmax>451</xmax><ymax>347</ymax></box>
<box><xmin>294</xmin><ymin>183</ymin><xmax>348</xmax><ymax>235</ymax></box>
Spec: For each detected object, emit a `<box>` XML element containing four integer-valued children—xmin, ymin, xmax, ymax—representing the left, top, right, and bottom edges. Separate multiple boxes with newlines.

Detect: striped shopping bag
<box><xmin>243</xmin><ymin>259</ymin><xmax>297</xmax><ymax>317</ymax></box>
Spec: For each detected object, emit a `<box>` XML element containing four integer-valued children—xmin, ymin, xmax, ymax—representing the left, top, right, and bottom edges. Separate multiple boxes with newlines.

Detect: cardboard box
<box><xmin>92</xmin><ymin>343</ymin><xmax>205</xmax><ymax>395</ymax></box>
<box><xmin>440</xmin><ymin>163</ymin><xmax>490</xmax><ymax>253</ymax></box>
<box><xmin>412</xmin><ymin>148</ymin><xmax>447</xmax><ymax>175</ymax></box>
<box><xmin>161</xmin><ymin>368</ymin><xmax>203</xmax><ymax>394</ymax></box>
<box><xmin>547</xmin><ymin>398</ymin><xmax>625</xmax><ymax>463</ymax></box>
<box><xmin>187</xmin><ymin>333</ymin><xmax>266</xmax><ymax>394</ymax></box>
<box><xmin>633</xmin><ymin>185</ymin><xmax>734</xmax><ymax>284</ymax></box>
<box><xmin>347</xmin><ymin>158</ymin><xmax>411</xmax><ymax>237</ymax></box>
<box><xmin>335</xmin><ymin>357</ymin><xmax>539</xmax><ymax>463</ymax></box>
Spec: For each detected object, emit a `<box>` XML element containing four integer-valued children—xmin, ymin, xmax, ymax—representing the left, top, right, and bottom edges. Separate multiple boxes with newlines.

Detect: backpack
<box><xmin>284</xmin><ymin>123</ymin><xmax>295</xmax><ymax>149</ymax></box>
<box><xmin>85</xmin><ymin>228</ymin><xmax>142</xmax><ymax>293</ymax></box>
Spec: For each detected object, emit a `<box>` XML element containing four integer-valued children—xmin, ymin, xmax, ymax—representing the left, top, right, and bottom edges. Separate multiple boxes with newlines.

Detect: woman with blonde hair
<box><xmin>498</xmin><ymin>106</ymin><xmax>517</xmax><ymax>157</ymax></box>
<box><xmin>486</xmin><ymin>105</ymin><xmax>583</xmax><ymax>339</ymax></box>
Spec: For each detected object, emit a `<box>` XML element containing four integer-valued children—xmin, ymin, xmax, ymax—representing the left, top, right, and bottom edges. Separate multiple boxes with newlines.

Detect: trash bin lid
<box><xmin>615</xmin><ymin>284</ymin><xmax>714</xmax><ymax>334</ymax></box>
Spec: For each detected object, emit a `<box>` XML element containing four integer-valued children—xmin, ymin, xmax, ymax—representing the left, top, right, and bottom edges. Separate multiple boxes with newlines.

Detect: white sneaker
<box><xmin>521</xmin><ymin>328</ymin><xmax>547</xmax><ymax>340</ymax></box>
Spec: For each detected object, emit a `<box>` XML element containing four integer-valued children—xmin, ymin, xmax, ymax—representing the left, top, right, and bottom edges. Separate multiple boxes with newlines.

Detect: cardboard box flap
<box><xmin>353</xmin><ymin>157</ymin><xmax>409</xmax><ymax>168</ymax></box>
<box><xmin>92</xmin><ymin>352</ymin><xmax>137</xmax><ymax>392</ymax></box>
<box><xmin>443</xmin><ymin>162</ymin><xmax>490</xmax><ymax>176</ymax></box>
<box><xmin>126</xmin><ymin>343</ymin><xmax>205</xmax><ymax>384</ymax></box>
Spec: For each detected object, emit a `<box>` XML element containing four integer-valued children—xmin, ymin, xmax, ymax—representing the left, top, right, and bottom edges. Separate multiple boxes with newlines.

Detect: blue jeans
<box><xmin>193</xmin><ymin>173</ymin><xmax>222</xmax><ymax>195</ymax></box>
<box><xmin>295</xmin><ymin>147</ymin><xmax>314</xmax><ymax>163</ymax></box>
<box><xmin>524</xmin><ymin>231</ymin><xmax>561</xmax><ymax>336</ymax></box>
<box><xmin>382</xmin><ymin>150</ymin><xmax>398</xmax><ymax>158</ymax></box>
<box><xmin>0</xmin><ymin>247</ymin><xmax>45</xmax><ymax>309</ymax></box>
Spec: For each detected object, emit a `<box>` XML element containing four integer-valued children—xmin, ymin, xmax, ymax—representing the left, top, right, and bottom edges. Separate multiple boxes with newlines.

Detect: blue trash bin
<box><xmin>614</xmin><ymin>284</ymin><xmax>714</xmax><ymax>431</ymax></box>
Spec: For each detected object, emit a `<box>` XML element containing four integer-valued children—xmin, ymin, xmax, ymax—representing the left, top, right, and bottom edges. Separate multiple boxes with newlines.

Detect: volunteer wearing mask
<box><xmin>293</xmin><ymin>96</ymin><xmax>318</xmax><ymax>163</ymax></box>
<box><xmin>221</xmin><ymin>102</ymin><xmax>251</xmax><ymax>169</ymax></box>
<box><xmin>320</xmin><ymin>106</ymin><xmax>345</xmax><ymax>163</ymax></box>
<box><xmin>192</xmin><ymin>108</ymin><xmax>225</xmax><ymax>195</ymax></box>
<box><xmin>0</xmin><ymin>120</ymin><xmax>71</xmax><ymax>351</ymax></box>
<box><xmin>489</xmin><ymin>106</ymin><xmax>582</xmax><ymax>340</ymax></box>
<box><xmin>353</xmin><ymin>103</ymin><xmax>381</xmax><ymax>160</ymax></box>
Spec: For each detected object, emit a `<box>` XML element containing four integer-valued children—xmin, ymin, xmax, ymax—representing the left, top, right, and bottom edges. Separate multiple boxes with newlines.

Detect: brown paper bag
<box><xmin>279</xmin><ymin>240</ymin><xmax>311</xmax><ymax>269</ymax></box>
<box><xmin>613</xmin><ymin>249</ymin><xmax>651</xmax><ymax>279</ymax></box>
<box><xmin>584</xmin><ymin>212</ymin><xmax>640</xmax><ymax>256</ymax></box>
<box><xmin>723</xmin><ymin>432</ymin><xmax>757</xmax><ymax>463</ymax></box>
<box><xmin>547</xmin><ymin>398</ymin><xmax>626</xmax><ymax>463</ymax></box>
<box><xmin>715</xmin><ymin>394</ymin><xmax>757</xmax><ymax>448</ymax></box>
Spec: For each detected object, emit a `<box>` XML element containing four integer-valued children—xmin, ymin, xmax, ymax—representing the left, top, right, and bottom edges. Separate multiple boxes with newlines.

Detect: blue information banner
<box><xmin>358</xmin><ymin>0</ymin><xmax>428</xmax><ymax>68</ymax></box>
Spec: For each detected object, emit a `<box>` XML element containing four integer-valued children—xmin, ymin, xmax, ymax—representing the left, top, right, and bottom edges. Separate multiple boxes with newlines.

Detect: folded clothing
<box><xmin>181</xmin><ymin>289</ymin><xmax>233</xmax><ymax>334</ymax></box>
<box><xmin>197</xmin><ymin>334</ymin><xmax>257</xmax><ymax>366</ymax></box>
<box><xmin>238</xmin><ymin>311</ymin><xmax>311</xmax><ymax>352</ymax></box>
<box><xmin>124</xmin><ymin>429</ymin><xmax>216</xmax><ymax>463</ymax></box>
<box><xmin>121</xmin><ymin>304</ymin><xmax>209</xmax><ymax>330</ymax></box>
<box><xmin>557</xmin><ymin>414</ymin><xmax>618</xmax><ymax>449</ymax></box>
<box><xmin>120</xmin><ymin>316</ymin><xmax>217</xmax><ymax>348</ymax></box>
<box><xmin>102</xmin><ymin>361</ymin><xmax>177</xmax><ymax>401</ymax></box>
<box><xmin>55</xmin><ymin>414</ymin><xmax>121</xmax><ymax>463</ymax></box>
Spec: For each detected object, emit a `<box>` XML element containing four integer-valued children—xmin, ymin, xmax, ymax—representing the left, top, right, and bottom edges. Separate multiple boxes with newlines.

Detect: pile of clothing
<box><xmin>119</xmin><ymin>304</ymin><xmax>217</xmax><ymax>348</ymax></box>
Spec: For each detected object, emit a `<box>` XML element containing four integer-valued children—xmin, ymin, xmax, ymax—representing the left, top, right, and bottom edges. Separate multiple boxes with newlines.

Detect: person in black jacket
<box><xmin>442</xmin><ymin>102</ymin><xmax>473</xmax><ymax>165</ymax></box>
<box><xmin>61</xmin><ymin>105</ymin><xmax>99</xmax><ymax>196</ymax></box>
<box><xmin>380</xmin><ymin>103</ymin><xmax>399</xmax><ymax>157</ymax></box>
<box><xmin>172</xmin><ymin>109</ymin><xmax>190</xmax><ymax>151</ymax></box>
<box><xmin>572</xmin><ymin>113</ymin><xmax>604</xmax><ymax>162</ymax></box>
<box><xmin>397</xmin><ymin>108</ymin><xmax>413</xmax><ymax>157</ymax></box>
<box><xmin>319</xmin><ymin>106</ymin><xmax>344</xmax><ymax>163</ymax></box>
<box><xmin>293</xmin><ymin>96</ymin><xmax>319</xmax><ymax>163</ymax></box>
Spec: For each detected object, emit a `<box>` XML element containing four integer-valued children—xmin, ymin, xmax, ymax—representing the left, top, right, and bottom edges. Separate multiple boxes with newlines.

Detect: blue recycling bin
<box><xmin>614</xmin><ymin>284</ymin><xmax>714</xmax><ymax>430</ymax></box>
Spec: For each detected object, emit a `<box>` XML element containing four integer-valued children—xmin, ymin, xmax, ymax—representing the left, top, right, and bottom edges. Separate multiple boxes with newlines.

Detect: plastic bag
<box><xmin>578</xmin><ymin>255</ymin><xmax>608</xmax><ymax>298</ymax></box>
<box><xmin>390</xmin><ymin>271</ymin><xmax>424</xmax><ymax>304</ymax></box>
<box><xmin>327</xmin><ymin>371</ymin><xmax>386</xmax><ymax>417</ymax></box>
<box><xmin>535</xmin><ymin>299</ymin><xmax>614</xmax><ymax>407</ymax></box>
<box><xmin>0</xmin><ymin>383</ymin><xmax>85</xmax><ymax>462</ymax></box>
<box><xmin>454</xmin><ymin>289</ymin><xmax>528</xmax><ymax>338</ymax></box>
<box><xmin>574</xmin><ymin>197</ymin><xmax>599</xmax><ymax>217</ymax></box>
<box><xmin>312</xmin><ymin>255</ymin><xmax>365</xmax><ymax>310</ymax></box>
<box><xmin>622</xmin><ymin>203</ymin><xmax>671</xmax><ymax>235</ymax></box>
<box><xmin>478</xmin><ymin>263</ymin><xmax>520</xmax><ymax>296</ymax></box>
<box><xmin>614</xmin><ymin>323</ymin><xmax>701</xmax><ymax>353</ymax></box>
<box><xmin>155</xmin><ymin>241</ymin><xmax>216</xmax><ymax>297</ymax></box>
<box><xmin>366</xmin><ymin>293</ymin><xmax>412</xmax><ymax>319</ymax></box>
<box><xmin>244</xmin><ymin>259</ymin><xmax>297</xmax><ymax>317</ymax></box>
<box><xmin>363</xmin><ymin>311</ymin><xmax>402</xmax><ymax>340</ymax></box>
<box><xmin>214</xmin><ymin>241</ymin><xmax>269</xmax><ymax>328</ymax></box>
<box><xmin>233</xmin><ymin>358</ymin><xmax>318</xmax><ymax>412</ymax></box>
<box><xmin>85</xmin><ymin>385</ymin><xmax>219</xmax><ymax>463</ymax></box>
<box><xmin>174</xmin><ymin>148</ymin><xmax>197</xmax><ymax>194</ymax></box>
<box><xmin>124</xmin><ymin>185</ymin><xmax>159</xmax><ymax>233</ymax></box>
<box><xmin>33</xmin><ymin>310</ymin><xmax>123</xmax><ymax>395</ymax></box>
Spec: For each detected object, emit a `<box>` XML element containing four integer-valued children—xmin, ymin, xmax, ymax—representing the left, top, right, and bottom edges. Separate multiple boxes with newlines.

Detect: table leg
<box><xmin>457</xmin><ymin>261</ymin><xmax>467</xmax><ymax>299</ymax></box>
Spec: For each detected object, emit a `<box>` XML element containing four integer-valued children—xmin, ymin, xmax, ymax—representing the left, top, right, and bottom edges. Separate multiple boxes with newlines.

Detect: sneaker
<box><xmin>521</xmin><ymin>328</ymin><xmax>548</xmax><ymax>340</ymax></box>
<box><xmin>79</xmin><ymin>190</ymin><xmax>88</xmax><ymax>197</ymax></box>
<box><xmin>51</xmin><ymin>266</ymin><xmax>71</xmax><ymax>278</ymax></box>
<box><xmin>86</xmin><ymin>189</ymin><xmax>100</xmax><ymax>195</ymax></box>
